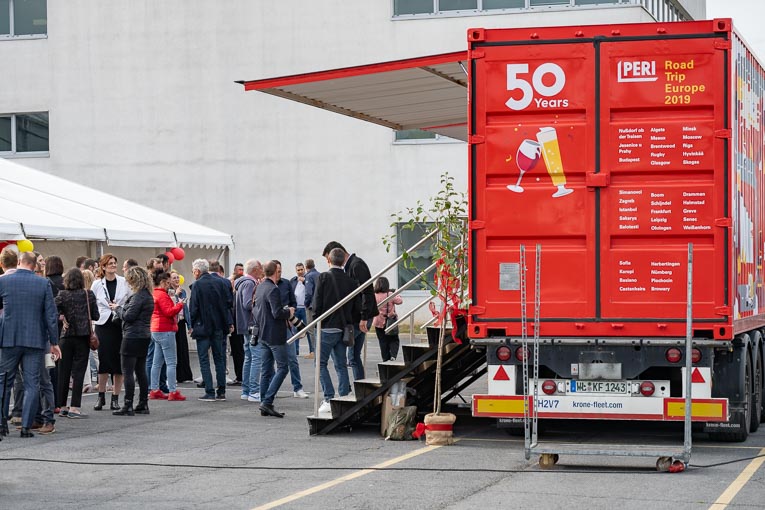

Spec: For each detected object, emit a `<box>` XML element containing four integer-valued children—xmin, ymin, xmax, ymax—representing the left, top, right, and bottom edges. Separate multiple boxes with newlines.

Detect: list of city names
<box><xmin>610</xmin><ymin>119</ymin><xmax>714</xmax><ymax>295</ymax></box>
<box><xmin>613</xmin><ymin>121</ymin><xmax>713</xmax><ymax>172</ymax></box>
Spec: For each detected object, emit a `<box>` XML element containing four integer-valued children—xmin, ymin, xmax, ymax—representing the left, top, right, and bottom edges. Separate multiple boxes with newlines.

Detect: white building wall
<box><xmin>1</xmin><ymin>1</ymin><xmax>700</xmax><ymax>318</ymax></box>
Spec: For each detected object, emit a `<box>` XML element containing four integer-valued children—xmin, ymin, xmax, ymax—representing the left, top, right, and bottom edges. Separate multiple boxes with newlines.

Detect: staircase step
<box><xmin>306</xmin><ymin>415</ymin><xmax>333</xmax><ymax>435</ymax></box>
<box><xmin>354</xmin><ymin>377</ymin><xmax>382</xmax><ymax>399</ymax></box>
<box><xmin>330</xmin><ymin>394</ymin><xmax>379</xmax><ymax>418</ymax></box>
<box><xmin>401</xmin><ymin>343</ymin><xmax>432</xmax><ymax>364</ymax></box>
<box><xmin>378</xmin><ymin>361</ymin><xmax>408</xmax><ymax>383</ymax></box>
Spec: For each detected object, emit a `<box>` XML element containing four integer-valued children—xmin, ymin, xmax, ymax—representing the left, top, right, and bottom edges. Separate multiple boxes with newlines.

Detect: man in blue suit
<box><xmin>0</xmin><ymin>251</ymin><xmax>61</xmax><ymax>438</ymax></box>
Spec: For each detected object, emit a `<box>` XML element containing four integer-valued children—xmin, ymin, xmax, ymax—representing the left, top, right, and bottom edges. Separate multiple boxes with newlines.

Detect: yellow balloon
<box><xmin>178</xmin><ymin>274</ymin><xmax>185</xmax><ymax>286</ymax></box>
<box><xmin>17</xmin><ymin>239</ymin><xmax>34</xmax><ymax>252</ymax></box>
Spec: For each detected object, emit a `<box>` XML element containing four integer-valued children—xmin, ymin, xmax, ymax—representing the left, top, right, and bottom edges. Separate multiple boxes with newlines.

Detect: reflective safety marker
<box><xmin>473</xmin><ymin>395</ymin><xmax>529</xmax><ymax>417</ymax></box>
<box><xmin>691</xmin><ymin>367</ymin><xmax>705</xmax><ymax>383</ymax></box>
<box><xmin>664</xmin><ymin>398</ymin><xmax>727</xmax><ymax>421</ymax></box>
<box><xmin>494</xmin><ymin>365</ymin><xmax>510</xmax><ymax>381</ymax></box>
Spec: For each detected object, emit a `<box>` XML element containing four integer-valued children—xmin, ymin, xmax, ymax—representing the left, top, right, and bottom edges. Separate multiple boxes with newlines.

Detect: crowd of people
<box><xmin>0</xmin><ymin>240</ymin><xmax>403</xmax><ymax>438</ymax></box>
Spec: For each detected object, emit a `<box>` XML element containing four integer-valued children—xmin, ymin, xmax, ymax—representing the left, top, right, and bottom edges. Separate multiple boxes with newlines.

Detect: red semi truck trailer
<box><xmin>468</xmin><ymin>19</ymin><xmax>764</xmax><ymax>441</ymax></box>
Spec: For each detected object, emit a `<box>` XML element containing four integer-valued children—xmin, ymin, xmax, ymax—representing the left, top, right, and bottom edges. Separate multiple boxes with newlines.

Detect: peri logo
<box><xmin>617</xmin><ymin>60</ymin><xmax>658</xmax><ymax>83</ymax></box>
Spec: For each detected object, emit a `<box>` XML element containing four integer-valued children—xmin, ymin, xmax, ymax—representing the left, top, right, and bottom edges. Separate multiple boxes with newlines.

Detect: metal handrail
<box><xmin>286</xmin><ymin>227</ymin><xmax>438</xmax><ymax>346</ymax></box>
<box><xmin>381</xmin><ymin>241</ymin><xmax>464</xmax><ymax>335</ymax></box>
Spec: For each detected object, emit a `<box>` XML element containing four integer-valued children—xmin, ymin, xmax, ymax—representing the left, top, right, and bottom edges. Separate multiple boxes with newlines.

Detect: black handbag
<box><xmin>384</xmin><ymin>292</ymin><xmax>399</xmax><ymax>335</ymax></box>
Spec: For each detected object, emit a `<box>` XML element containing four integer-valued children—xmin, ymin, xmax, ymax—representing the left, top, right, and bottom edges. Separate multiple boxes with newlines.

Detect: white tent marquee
<box><xmin>0</xmin><ymin>158</ymin><xmax>233</xmax><ymax>249</ymax></box>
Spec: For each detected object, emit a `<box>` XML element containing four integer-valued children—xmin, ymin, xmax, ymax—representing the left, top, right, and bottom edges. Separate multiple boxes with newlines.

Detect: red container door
<box><xmin>470</xmin><ymin>41</ymin><xmax>598</xmax><ymax>328</ymax></box>
<box><xmin>598</xmin><ymin>36</ymin><xmax>729</xmax><ymax>323</ymax></box>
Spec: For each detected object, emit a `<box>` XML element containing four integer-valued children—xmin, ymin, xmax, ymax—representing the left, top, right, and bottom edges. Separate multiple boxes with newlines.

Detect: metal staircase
<box><xmin>307</xmin><ymin>337</ymin><xmax>486</xmax><ymax>435</ymax></box>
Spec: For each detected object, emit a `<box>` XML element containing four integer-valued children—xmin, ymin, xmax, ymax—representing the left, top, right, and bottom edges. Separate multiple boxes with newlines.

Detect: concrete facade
<box><xmin>1</xmin><ymin>1</ymin><xmax>702</xmax><ymax>318</ymax></box>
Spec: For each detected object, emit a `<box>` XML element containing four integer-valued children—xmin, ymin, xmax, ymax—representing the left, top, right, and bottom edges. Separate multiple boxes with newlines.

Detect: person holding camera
<box><xmin>253</xmin><ymin>261</ymin><xmax>294</xmax><ymax>418</ymax></box>
<box><xmin>235</xmin><ymin>259</ymin><xmax>264</xmax><ymax>402</ymax></box>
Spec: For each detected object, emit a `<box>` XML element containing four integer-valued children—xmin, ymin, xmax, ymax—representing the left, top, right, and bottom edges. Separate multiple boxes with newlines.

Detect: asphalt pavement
<box><xmin>1</xmin><ymin>338</ymin><xmax>764</xmax><ymax>510</ymax></box>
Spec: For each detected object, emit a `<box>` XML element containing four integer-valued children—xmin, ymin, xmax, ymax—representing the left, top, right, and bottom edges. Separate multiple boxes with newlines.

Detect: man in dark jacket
<box><xmin>253</xmin><ymin>261</ymin><xmax>294</xmax><ymax>417</ymax></box>
<box><xmin>0</xmin><ymin>251</ymin><xmax>61</xmax><ymax>438</ymax></box>
<box><xmin>189</xmin><ymin>258</ymin><xmax>233</xmax><ymax>401</ymax></box>
<box><xmin>274</xmin><ymin>261</ymin><xmax>307</xmax><ymax>399</ymax></box>
<box><xmin>303</xmin><ymin>259</ymin><xmax>320</xmax><ymax>359</ymax></box>
<box><xmin>312</xmin><ymin>248</ymin><xmax>361</xmax><ymax>416</ymax></box>
<box><xmin>322</xmin><ymin>241</ymin><xmax>378</xmax><ymax>381</ymax></box>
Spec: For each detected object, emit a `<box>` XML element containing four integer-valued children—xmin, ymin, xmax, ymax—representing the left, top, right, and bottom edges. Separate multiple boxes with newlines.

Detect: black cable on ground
<box><xmin>0</xmin><ymin>455</ymin><xmax>762</xmax><ymax>473</ymax></box>
<box><xmin>689</xmin><ymin>452</ymin><xmax>765</xmax><ymax>468</ymax></box>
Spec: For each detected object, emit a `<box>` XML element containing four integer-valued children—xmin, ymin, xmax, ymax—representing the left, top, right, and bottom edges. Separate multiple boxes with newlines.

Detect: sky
<box><xmin>706</xmin><ymin>0</ymin><xmax>765</xmax><ymax>60</ymax></box>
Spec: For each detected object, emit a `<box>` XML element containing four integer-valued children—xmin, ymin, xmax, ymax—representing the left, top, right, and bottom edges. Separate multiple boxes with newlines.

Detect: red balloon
<box><xmin>170</xmin><ymin>247</ymin><xmax>185</xmax><ymax>261</ymax></box>
<box><xmin>165</xmin><ymin>251</ymin><xmax>175</xmax><ymax>265</ymax></box>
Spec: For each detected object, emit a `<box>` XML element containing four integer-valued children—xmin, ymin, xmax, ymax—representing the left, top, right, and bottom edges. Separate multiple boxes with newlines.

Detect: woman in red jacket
<box><xmin>148</xmin><ymin>271</ymin><xmax>186</xmax><ymax>401</ymax></box>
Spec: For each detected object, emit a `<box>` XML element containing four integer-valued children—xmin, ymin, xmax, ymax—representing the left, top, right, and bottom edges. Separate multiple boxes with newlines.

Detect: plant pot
<box><xmin>423</xmin><ymin>412</ymin><xmax>456</xmax><ymax>445</ymax></box>
<box><xmin>426</xmin><ymin>325</ymin><xmax>453</xmax><ymax>349</ymax></box>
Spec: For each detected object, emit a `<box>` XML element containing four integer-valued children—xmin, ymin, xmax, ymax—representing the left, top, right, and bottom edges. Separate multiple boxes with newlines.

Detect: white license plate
<box><xmin>569</xmin><ymin>380</ymin><xmax>630</xmax><ymax>395</ymax></box>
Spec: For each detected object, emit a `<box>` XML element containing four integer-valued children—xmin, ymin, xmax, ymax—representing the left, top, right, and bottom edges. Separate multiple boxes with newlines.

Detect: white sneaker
<box><xmin>240</xmin><ymin>394</ymin><xmax>249</xmax><ymax>400</ymax></box>
<box><xmin>248</xmin><ymin>393</ymin><xmax>260</xmax><ymax>403</ymax></box>
<box><xmin>318</xmin><ymin>400</ymin><xmax>332</xmax><ymax>416</ymax></box>
<box><xmin>293</xmin><ymin>389</ymin><xmax>309</xmax><ymax>399</ymax></box>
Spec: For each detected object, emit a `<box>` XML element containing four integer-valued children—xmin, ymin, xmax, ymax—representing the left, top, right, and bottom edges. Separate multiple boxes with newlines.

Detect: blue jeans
<box><xmin>150</xmin><ymin>332</ymin><xmax>178</xmax><ymax>392</ymax></box>
<box><xmin>241</xmin><ymin>336</ymin><xmax>262</xmax><ymax>397</ymax></box>
<box><xmin>196</xmin><ymin>331</ymin><xmax>227</xmax><ymax>397</ymax></box>
<box><xmin>294</xmin><ymin>307</ymin><xmax>313</xmax><ymax>354</ymax></box>
<box><xmin>0</xmin><ymin>346</ymin><xmax>43</xmax><ymax>429</ymax></box>
<box><xmin>347</xmin><ymin>323</ymin><xmax>368</xmax><ymax>381</ymax></box>
<box><xmin>320</xmin><ymin>330</ymin><xmax>350</xmax><ymax>401</ymax></box>
<box><xmin>35</xmin><ymin>363</ymin><xmax>55</xmax><ymax>425</ymax></box>
<box><xmin>260</xmin><ymin>342</ymin><xmax>288</xmax><ymax>406</ymax></box>
<box><xmin>286</xmin><ymin>330</ymin><xmax>303</xmax><ymax>392</ymax></box>
<box><xmin>146</xmin><ymin>338</ymin><xmax>168</xmax><ymax>393</ymax></box>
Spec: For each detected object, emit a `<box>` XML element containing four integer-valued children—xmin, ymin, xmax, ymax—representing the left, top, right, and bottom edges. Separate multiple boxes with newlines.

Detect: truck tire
<box><xmin>709</xmin><ymin>349</ymin><xmax>751</xmax><ymax>442</ymax></box>
<box><xmin>751</xmin><ymin>346</ymin><xmax>762</xmax><ymax>432</ymax></box>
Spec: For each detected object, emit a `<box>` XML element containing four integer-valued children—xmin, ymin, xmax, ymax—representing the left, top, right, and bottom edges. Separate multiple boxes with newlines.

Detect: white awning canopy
<box><xmin>0</xmin><ymin>158</ymin><xmax>234</xmax><ymax>248</ymax></box>
<box><xmin>239</xmin><ymin>51</ymin><xmax>469</xmax><ymax>141</ymax></box>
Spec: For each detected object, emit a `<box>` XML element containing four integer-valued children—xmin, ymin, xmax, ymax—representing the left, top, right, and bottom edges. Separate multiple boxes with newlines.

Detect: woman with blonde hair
<box><xmin>91</xmin><ymin>253</ymin><xmax>130</xmax><ymax>411</ymax></box>
<box><xmin>110</xmin><ymin>266</ymin><xmax>154</xmax><ymax>416</ymax></box>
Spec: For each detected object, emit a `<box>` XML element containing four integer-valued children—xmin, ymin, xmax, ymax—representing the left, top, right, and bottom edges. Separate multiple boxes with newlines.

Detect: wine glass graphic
<box><xmin>507</xmin><ymin>139</ymin><xmax>541</xmax><ymax>193</ymax></box>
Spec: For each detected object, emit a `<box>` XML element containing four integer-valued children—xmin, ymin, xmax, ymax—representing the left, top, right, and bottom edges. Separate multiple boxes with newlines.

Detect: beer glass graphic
<box><xmin>536</xmin><ymin>126</ymin><xmax>573</xmax><ymax>198</ymax></box>
<box><xmin>507</xmin><ymin>139</ymin><xmax>541</xmax><ymax>193</ymax></box>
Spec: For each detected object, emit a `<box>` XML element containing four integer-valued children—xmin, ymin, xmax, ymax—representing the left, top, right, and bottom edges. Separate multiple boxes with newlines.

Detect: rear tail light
<box><xmin>515</xmin><ymin>346</ymin><xmax>530</xmax><ymax>361</ymax></box>
<box><xmin>640</xmin><ymin>381</ymin><xmax>655</xmax><ymax>396</ymax></box>
<box><xmin>691</xmin><ymin>348</ymin><xmax>702</xmax><ymax>364</ymax></box>
<box><xmin>496</xmin><ymin>346</ymin><xmax>512</xmax><ymax>362</ymax></box>
<box><xmin>665</xmin><ymin>348</ymin><xmax>682</xmax><ymax>363</ymax></box>
<box><xmin>541</xmin><ymin>380</ymin><xmax>556</xmax><ymax>395</ymax></box>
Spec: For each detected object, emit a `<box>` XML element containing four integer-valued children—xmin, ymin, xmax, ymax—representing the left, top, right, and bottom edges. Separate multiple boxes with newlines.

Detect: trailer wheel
<box><xmin>539</xmin><ymin>454</ymin><xmax>558</xmax><ymax>469</ymax></box>
<box><xmin>751</xmin><ymin>348</ymin><xmax>762</xmax><ymax>433</ymax></box>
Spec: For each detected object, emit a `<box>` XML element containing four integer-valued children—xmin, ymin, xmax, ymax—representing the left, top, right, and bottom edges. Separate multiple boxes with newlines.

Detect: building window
<box><xmin>393</xmin><ymin>129</ymin><xmax>461</xmax><ymax>144</ymax></box>
<box><xmin>391</xmin><ymin>0</ymin><xmax>688</xmax><ymax>19</ymax></box>
<box><xmin>0</xmin><ymin>0</ymin><xmax>47</xmax><ymax>37</ymax></box>
<box><xmin>0</xmin><ymin>112</ymin><xmax>49</xmax><ymax>155</ymax></box>
<box><xmin>396</xmin><ymin>222</ymin><xmax>436</xmax><ymax>291</ymax></box>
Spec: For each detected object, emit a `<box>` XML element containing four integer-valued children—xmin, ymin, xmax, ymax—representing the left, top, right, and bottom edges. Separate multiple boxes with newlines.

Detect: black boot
<box><xmin>110</xmin><ymin>394</ymin><xmax>120</xmax><ymax>411</ymax></box>
<box><xmin>0</xmin><ymin>418</ymin><xmax>9</xmax><ymax>437</ymax></box>
<box><xmin>112</xmin><ymin>399</ymin><xmax>134</xmax><ymax>416</ymax></box>
<box><xmin>134</xmin><ymin>400</ymin><xmax>150</xmax><ymax>415</ymax></box>
<box><xmin>94</xmin><ymin>392</ymin><xmax>106</xmax><ymax>411</ymax></box>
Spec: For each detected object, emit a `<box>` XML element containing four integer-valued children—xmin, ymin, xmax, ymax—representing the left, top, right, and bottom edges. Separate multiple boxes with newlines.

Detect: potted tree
<box><xmin>383</xmin><ymin>172</ymin><xmax>468</xmax><ymax>445</ymax></box>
